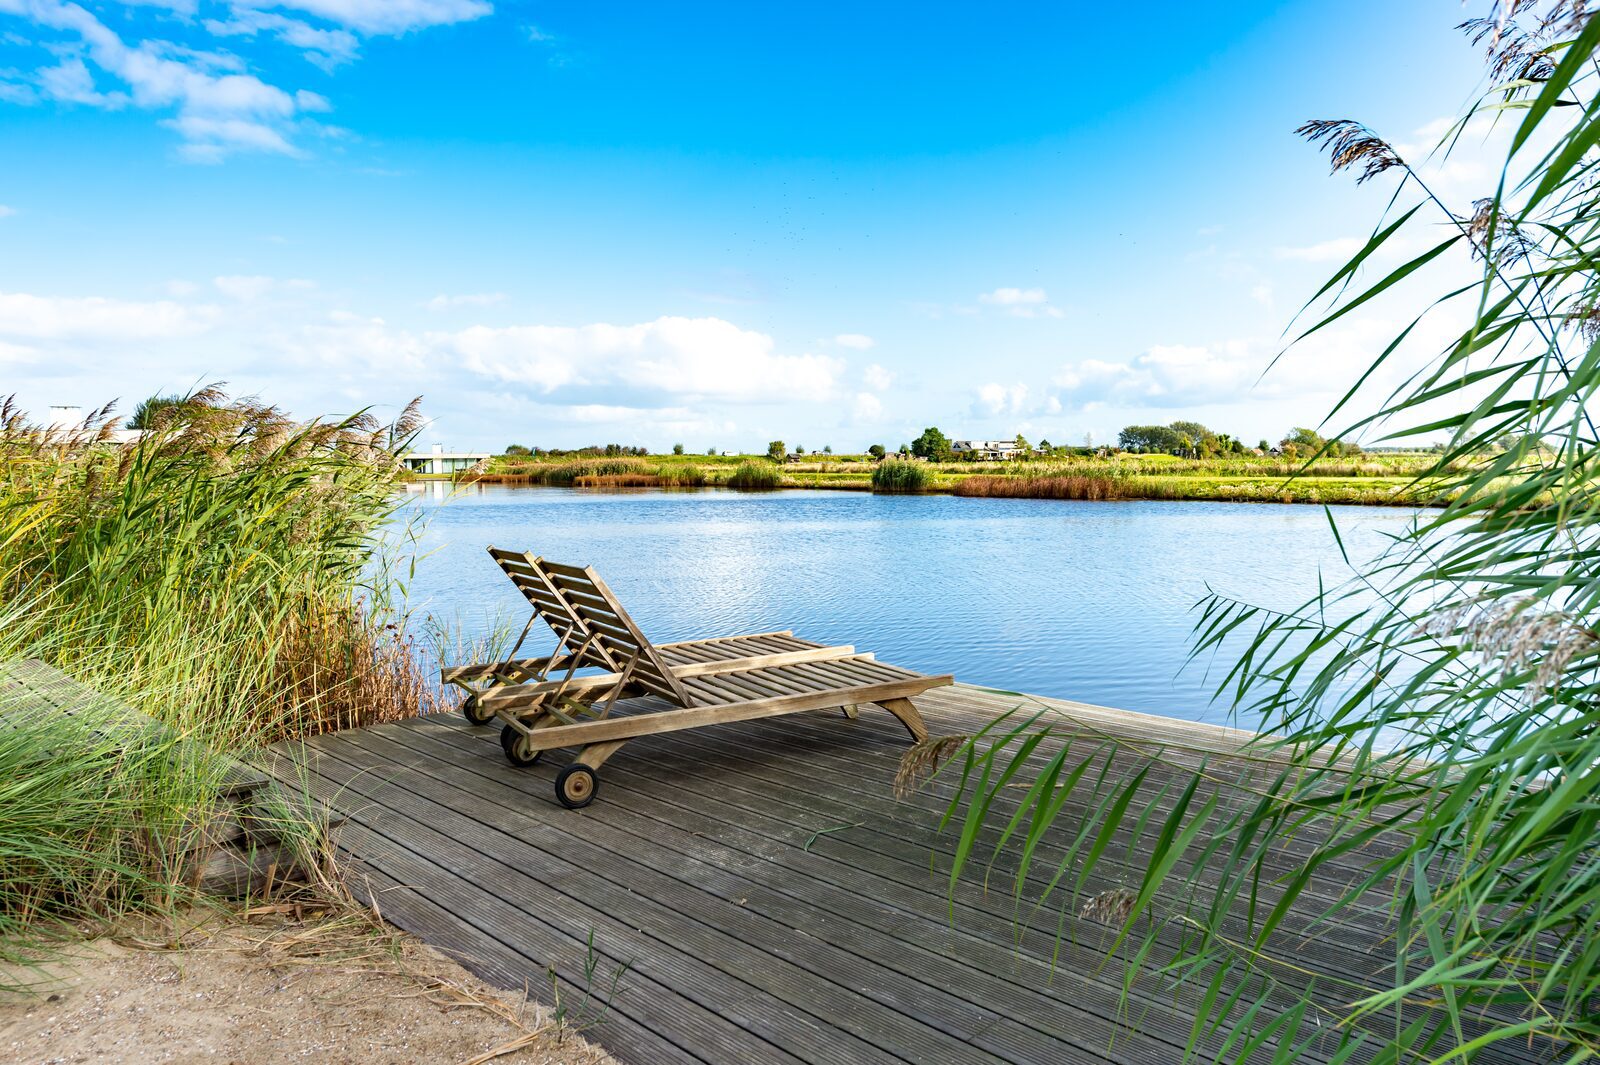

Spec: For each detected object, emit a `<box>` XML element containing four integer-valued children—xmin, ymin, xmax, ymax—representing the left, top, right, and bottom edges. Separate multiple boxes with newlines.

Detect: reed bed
<box><xmin>722</xmin><ymin>462</ymin><xmax>782</xmax><ymax>490</ymax></box>
<box><xmin>870</xmin><ymin>459</ymin><xmax>930</xmax><ymax>493</ymax></box>
<box><xmin>0</xmin><ymin>391</ymin><xmax>435</xmax><ymax>966</ymax></box>
<box><xmin>953</xmin><ymin>473</ymin><xmax>1126</xmax><ymax>500</ymax></box>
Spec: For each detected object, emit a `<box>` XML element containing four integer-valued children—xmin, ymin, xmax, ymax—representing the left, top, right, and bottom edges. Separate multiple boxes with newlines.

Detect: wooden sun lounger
<box><xmin>441</xmin><ymin>549</ymin><xmax>953</xmax><ymax>808</ymax></box>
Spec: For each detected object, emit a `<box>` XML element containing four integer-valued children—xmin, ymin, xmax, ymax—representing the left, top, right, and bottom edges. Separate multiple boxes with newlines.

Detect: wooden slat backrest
<box><xmin>487</xmin><ymin>547</ymin><xmax>618</xmax><ymax>671</ymax></box>
<box><xmin>535</xmin><ymin>559</ymin><xmax>696</xmax><ymax>708</ymax></box>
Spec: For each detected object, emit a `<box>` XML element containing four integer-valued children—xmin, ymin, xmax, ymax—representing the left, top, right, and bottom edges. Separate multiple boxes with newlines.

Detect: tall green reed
<box><xmin>0</xmin><ymin>390</ymin><xmax>436</xmax><ymax>961</ymax></box>
<box><xmin>912</xmin><ymin>5</ymin><xmax>1600</xmax><ymax>1060</ymax></box>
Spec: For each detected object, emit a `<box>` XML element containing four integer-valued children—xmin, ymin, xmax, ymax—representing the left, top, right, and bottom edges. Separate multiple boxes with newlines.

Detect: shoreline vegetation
<box><xmin>0</xmin><ymin>392</ymin><xmax>446</xmax><ymax>985</ymax></box>
<box><xmin>456</xmin><ymin>450</ymin><xmax>1456</xmax><ymax>506</ymax></box>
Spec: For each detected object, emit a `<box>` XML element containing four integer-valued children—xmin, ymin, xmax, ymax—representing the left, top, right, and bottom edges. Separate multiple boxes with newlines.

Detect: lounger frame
<box><xmin>441</xmin><ymin>547</ymin><xmax>952</xmax><ymax>807</ymax></box>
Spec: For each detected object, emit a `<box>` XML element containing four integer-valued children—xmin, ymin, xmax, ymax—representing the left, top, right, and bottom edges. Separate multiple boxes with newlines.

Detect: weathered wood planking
<box><xmin>273</xmin><ymin>683</ymin><xmax>1539</xmax><ymax>1065</ymax></box>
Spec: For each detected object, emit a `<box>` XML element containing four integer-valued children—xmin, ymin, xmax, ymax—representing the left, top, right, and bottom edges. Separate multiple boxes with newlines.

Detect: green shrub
<box><xmin>871</xmin><ymin>459</ymin><xmax>930</xmax><ymax>493</ymax></box>
<box><xmin>724</xmin><ymin>462</ymin><xmax>781</xmax><ymax>490</ymax></box>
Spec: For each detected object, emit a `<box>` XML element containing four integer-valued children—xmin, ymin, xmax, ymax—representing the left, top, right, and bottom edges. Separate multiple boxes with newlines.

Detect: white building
<box><xmin>950</xmin><ymin>438</ymin><xmax>1024</xmax><ymax>461</ymax></box>
<box><xmin>47</xmin><ymin>405</ymin><xmax>143</xmax><ymax>444</ymax></box>
<box><xmin>401</xmin><ymin>443</ymin><xmax>491</xmax><ymax>476</ymax></box>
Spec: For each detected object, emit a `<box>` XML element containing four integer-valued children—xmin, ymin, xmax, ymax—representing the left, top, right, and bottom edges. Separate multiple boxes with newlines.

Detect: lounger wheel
<box><xmin>461</xmin><ymin>692</ymin><xmax>496</xmax><ymax>726</ymax></box>
<box><xmin>500</xmin><ymin>723</ymin><xmax>543</xmax><ymax>767</ymax></box>
<box><xmin>555</xmin><ymin>764</ymin><xmax>598</xmax><ymax>809</ymax></box>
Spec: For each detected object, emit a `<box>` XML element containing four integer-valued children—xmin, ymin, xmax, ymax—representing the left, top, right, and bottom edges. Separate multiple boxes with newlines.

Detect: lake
<box><xmin>399</xmin><ymin>485</ymin><xmax>1417</xmax><ymax>726</ymax></box>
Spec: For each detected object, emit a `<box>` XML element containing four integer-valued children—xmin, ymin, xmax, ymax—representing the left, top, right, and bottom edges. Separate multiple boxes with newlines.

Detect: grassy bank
<box><xmin>481</xmin><ymin>450</ymin><xmax>1446</xmax><ymax>505</ymax></box>
<box><xmin>0</xmin><ymin>393</ymin><xmax>434</xmax><ymax>971</ymax></box>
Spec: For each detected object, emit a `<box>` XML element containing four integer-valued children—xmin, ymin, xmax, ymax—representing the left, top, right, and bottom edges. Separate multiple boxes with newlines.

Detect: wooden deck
<box><xmin>273</xmin><ymin>684</ymin><xmax>1536</xmax><ymax>1065</ymax></box>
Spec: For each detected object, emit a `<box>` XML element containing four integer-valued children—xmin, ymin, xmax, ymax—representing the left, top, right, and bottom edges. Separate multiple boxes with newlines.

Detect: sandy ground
<box><xmin>0</xmin><ymin>910</ymin><xmax>615</xmax><ymax>1065</ymax></box>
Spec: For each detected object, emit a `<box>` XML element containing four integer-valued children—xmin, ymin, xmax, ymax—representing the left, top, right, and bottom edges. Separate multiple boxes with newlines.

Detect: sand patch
<box><xmin>0</xmin><ymin>911</ymin><xmax>614</xmax><ymax>1065</ymax></box>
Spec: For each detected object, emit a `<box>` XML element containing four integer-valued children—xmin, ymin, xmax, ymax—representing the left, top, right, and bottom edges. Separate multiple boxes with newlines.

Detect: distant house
<box><xmin>46</xmin><ymin>405</ymin><xmax>143</xmax><ymax>445</ymax></box>
<box><xmin>401</xmin><ymin>443</ymin><xmax>490</xmax><ymax>476</ymax></box>
<box><xmin>950</xmin><ymin>438</ymin><xmax>1024</xmax><ymax>461</ymax></box>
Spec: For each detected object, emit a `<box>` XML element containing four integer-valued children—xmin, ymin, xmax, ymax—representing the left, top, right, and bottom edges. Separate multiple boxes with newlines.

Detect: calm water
<box><xmin>399</xmin><ymin>485</ymin><xmax>1417</xmax><ymax>726</ymax></box>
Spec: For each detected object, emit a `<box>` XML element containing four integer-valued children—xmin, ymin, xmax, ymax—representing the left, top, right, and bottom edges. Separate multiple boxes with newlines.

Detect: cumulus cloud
<box><xmin>1054</xmin><ymin>343</ymin><xmax>1258</xmax><ymax>409</ymax></box>
<box><xmin>862</xmin><ymin>363</ymin><xmax>893</xmax><ymax>391</ymax></box>
<box><xmin>447</xmin><ymin>315</ymin><xmax>844</xmax><ymax>402</ymax></box>
<box><xmin>0</xmin><ymin>0</ymin><xmax>489</xmax><ymax>157</ymax></box>
<box><xmin>974</xmin><ymin>382</ymin><xmax>1031</xmax><ymax>416</ymax></box>
<box><xmin>833</xmin><ymin>332</ymin><xmax>874</xmax><ymax>350</ymax></box>
<box><xmin>851</xmin><ymin>392</ymin><xmax>883</xmax><ymax>422</ymax></box>
<box><xmin>423</xmin><ymin>291</ymin><xmax>505</xmax><ymax>311</ymax></box>
<box><xmin>978</xmin><ymin>287</ymin><xmax>1064</xmax><ymax>319</ymax></box>
<box><xmin>0</xmin><ymin>289</ymin><xmax>215</xmax><ymax>339</ymax></box>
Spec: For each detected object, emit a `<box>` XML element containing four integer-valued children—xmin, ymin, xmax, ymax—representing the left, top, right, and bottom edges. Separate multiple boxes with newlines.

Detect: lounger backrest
<box><xmin>535</xmin><ymin>559</ymin><xmax>696</xmax><ymax>708</ymax></box>
<box><xmin>487</xmin><ymin>547</ymin><xmax>618</xmax><ymax>671</ymax></box>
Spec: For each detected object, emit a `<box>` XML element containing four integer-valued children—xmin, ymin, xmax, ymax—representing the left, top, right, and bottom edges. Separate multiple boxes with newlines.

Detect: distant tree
<box><xmin>672</xmin><ymin>442</ymin><xmax>685</xmax><ymax>455</ymax></box>
<box><xmin>1258</xmin><ymin>439</ymin><xmax>1272</xmax><ymax>452</ymax></box>
<box><xmin>1282</xmin><ymin>427</ymin><xmax>1327</xmax><ymax>453</ymax></box>
<box><xmin>822</xmin><ymin>444</ymin><xmax>832</xmax><ymax>454</ymax></box>
<box><xmin>127</xmin><ymin>393</ymin><xmax>186</xmax><ymax>431</ymax></box>
<box><xmin>910</xmin><ymin>427</ymin><xmax>952</xmax><ymax>462</ymax></box>
<box><xmin>867</xmin><ymin>444</ymin><xmax>886</xmax><ymax>460</ymax></box>
<box><xmin>1014</xmin><ymin>434</ymin><xmax>1030</xmax><ymax>457</ymax></box>
<box><xmin>897</xmin><ymin>443</ymin><xmax>912</xmax><ymax>456</ymax></box>
<box><xmin>706</xmin><ymin>447</ymin><xmax>717</xmax><ymax>456</ymax></box>
<box><xmin>1118</xmin><ymin>425</ymin><xmax>1183</xmax><ymax>453</ymax></box>
<box><xmin>1038</xmin><ymin>438</ymin><xmax>1052</xmax><ymax>451</ymax></box>
<box><xmin>794</xmin><ymin>444</ymin><xmax>806</xmax><ymax>455</ymax></box>
<box><xmin>1169</xmin><ymin>420</ymin><xmax>1219</xmax><ymax>457</ymax></box>
<box><xmin>504</xmin><ymin>444</ymin><xmax>532</xmax><ymax>457</ymax></box>
<box><xmin>766</xmin><ymin>440</ymin><xmax>786</xmax><ymax>463</ymax></box>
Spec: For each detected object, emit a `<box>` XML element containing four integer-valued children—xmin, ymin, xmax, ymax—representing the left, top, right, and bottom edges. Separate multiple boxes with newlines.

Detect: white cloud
<box><xmin>851</xmin><ymin>392</ymin><xmax>883</xmax><ymax>422</ymax></box>
<box><xmin>833</xmin><ymin>332</ymin><xmax>874</xmax><ymax>350</ymax></box>
<box><xmin>37</xmin><ymin>55</ymin><xmax>129</xmax><ymax>107</ymax></box>
<box><xmin>0</xmin><ymin>289</ymin><xmax>214</xmax><ymax>340</ymax></box>
<box><xmin>213</xmin><ymin>274</ymin><xmax>277</xmax><ymax>300</ymax></box>
<box><xmin>974</xmin><ymin>382</ymin><xmax>1031</xmax><ymax>416</ymax></box>
<box><xmin>1274</xmin><ymin>237</ymin><xmax>1363</xmax><ymax>263</ymax></box>
<box><xmin>204</xmin><ymin>11</ymin><xmax>360</xmax><ymax>70</ymax></box>
<box><xmin>212</xmin><ymin>274</ymin><xmax>313</xmax><ymax>299</ymax></box>
<box><xmin>232</xmin><ymin>0</ymin><xmax>492</xmax><ymax>35</ymax></box>
<box><xmin>0</xmin><ymin>205</ymin><xmax>13</xmax><ymax>218</ymax></box>
<box><xmin>862</xmin><ymin>363</ymin><xmax>893</xmax><ymax>391</ymax></box>
<box><xmin>1250</xmin><ymin>283</ymin><xmax>1273</xmax><ymax>307</ymax></box>
<box><xmin>977</xmin><ymin>286</ymin><xmax>1064</xmax><ymax>319</ymax></box>
<box><xmin>424</xmin><ymin>291</ymin><xmax>505</xmax><ymax>311</ymax></box>
<box><xmin>1054</xmin><ymin>343</ymin><xmax>1257</xmax><ymax>409</ymax></box>
<box><xmin>294</xmin><ymin>309</ymin><xmax>430</xmax><ymax>373</ymax></box>
<box><xmin>445</xmin><ymin>316</ymin><xmax>844</xmax><ymax>402</ymax></box>
<box><xmin>0</xmin><ymin>0</ymin><xmax>487</xmax><ymax>158</ymax></box>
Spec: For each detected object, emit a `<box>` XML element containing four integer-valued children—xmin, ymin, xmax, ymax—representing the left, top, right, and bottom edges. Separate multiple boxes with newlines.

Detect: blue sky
<box><xmin>0</xmin><ymin>1</ymin><xmax>1494</xmax><ymax>451</ymax></box>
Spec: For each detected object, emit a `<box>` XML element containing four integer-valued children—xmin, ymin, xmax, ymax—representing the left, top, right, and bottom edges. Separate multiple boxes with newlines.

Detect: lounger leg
<box><xmin>554</xmin><ymin>739</ymin><xmax>629</xmax><ymax>810</ymax></box>
<box><xmin>840</xmin><ymin>704</ymin><xmax>859</xmax><ymax>720</ymax></box>
<box><xmin>574</xmin><ymin>739</ymin><xmax>628</xmax><ymax>770</ymax></box>
<box><xmin>874</xmin><ymin>697</ymin><xmax>929</xmax><ymax>743</ymax></box>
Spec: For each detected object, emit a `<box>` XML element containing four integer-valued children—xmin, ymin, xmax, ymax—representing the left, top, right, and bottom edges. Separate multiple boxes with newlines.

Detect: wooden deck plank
<box><xmin>283</xmin><ymin>746</ymin><xmax>853</xmax><ymax>1065</ymax></box>
<box><xmin>408</xmin><ymin>714</ymin><xmax>1401</xmax><ymax>1060</ymax></box>
<box><xmin>299</xmin><ymin>735</ymin><xmax>999</xmax><ymax>1065</ymax></box>
<box><xmin>362</xmin><ymin>717</ymin><xmax>1295</xmax><ymax>1064</ymax></box>
<box><xmin>318</xmin><ymin>728</ymin><xmax>1115</xmax><ymax>1065</ymax></box>
<box><xmin>274</xmin><ymin>682</ymin><xmax>1532</xmax><ymax>1065</ymax></box>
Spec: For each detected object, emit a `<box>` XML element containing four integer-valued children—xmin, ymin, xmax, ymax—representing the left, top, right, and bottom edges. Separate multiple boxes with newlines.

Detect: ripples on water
<box><xmin>398</xmin><ymin>485</ymin><xmax>1418</xmax><ymax>726</ymax></box>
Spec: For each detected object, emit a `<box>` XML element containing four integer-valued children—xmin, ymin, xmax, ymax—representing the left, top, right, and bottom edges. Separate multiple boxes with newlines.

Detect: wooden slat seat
<box><xmin>440</xmin><ymin>547</ymin><xmax>952</xmax><ymax>809</ymax></box>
